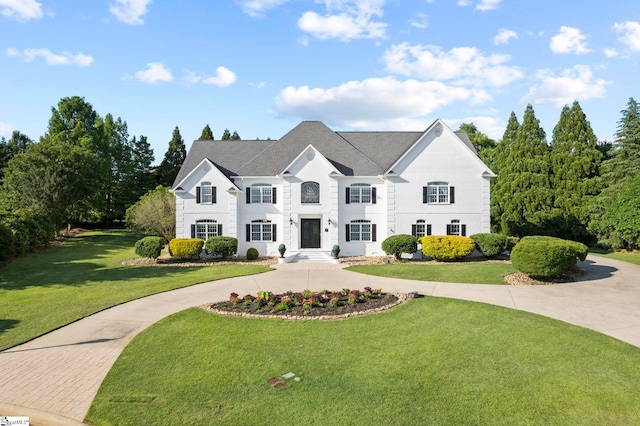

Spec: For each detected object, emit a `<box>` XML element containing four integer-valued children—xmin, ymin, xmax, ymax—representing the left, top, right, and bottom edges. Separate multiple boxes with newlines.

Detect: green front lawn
<box><xmin>347</xmin><ymin>261</ymin><xmax>516</xmax><ymax>284</ymax></box>
<box><xmin>590</xmin><ymin>249</ymin><xmax>640</xmax><ymax>265</ymax></box>
<box><xmin>0</xmin><ymin>230</ymin><xmax>271</xmax><ymax>350</ymax></box>
<box><xmin>87</xmin><ymin>300</ymin><xmax>640</xmax><ymax>425</ymax></box>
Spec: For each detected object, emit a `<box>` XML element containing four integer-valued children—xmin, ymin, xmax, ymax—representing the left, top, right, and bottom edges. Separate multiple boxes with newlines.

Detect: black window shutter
<box><xmin>218</xmin><ymin>224</ymin><xmax>223</xmax><ymax>236</ymax></box>
<box><xmin>372</xmin><ymin>187</ymin><xmax>377</xmax><ymax>204</ymax></box>
<box><xmin>346</xmin><ymin>187</ymin><xmax>350</xmax><ymax>204</ymax></box>
<box><xmin>372</xmin><ymin>224</ymin><xmax>377</xmax><ymax>242</ymax></box>
<box><xmin>427</xmin><ymin>224</ymin><xmax>432</xmax><ymax>236</ymax></box>
<box><xmin>345</xmin><ymin>224</ymin><xmax>350</xmax><ymax>241</ymax></box>
<box><xmin>212</xmin><ymin>187</ymin><xmax>217</xmax><ymax>204</ymax></box>
<box><xmin>461</xmin><ymin>224</ymin><xmax>467</xmax><ymax>236</ymax></box>
<box><xmin>446</xmin><ymin>224</ymin><xmax>452</xmax><ymax>235</ymax></box>
<box><xmin>272</xmin><ymin>187</ymin><xmax>277</xmax><ymax>204</ymax></box>
<box><xmin>272</xmin><ymin>224</ymin><xmax>277</xmax><ymax>242</ymax></box>
<box><xmin>450</xmin><ymin>186</ymin><xmax>455</xmax><ymax>204</ymax></box>
<box><xmin>423</xmin><ymin>187</ymin><xmax>428</xmax><ymax>203</ymax></box>
<box><xmin>246</xmin><ymin>190</ymin><xmax>251</xmax><ymax>204</ymax></box>
<box><xmin>191</xmin><ymin>224</ymin><xmax>196</xmax><ymax>238</ymax></box>
<box><xmin>411</xmin><ymin>224</ymin><xmax>417</xmax><ymax>237</ymax></box>
<box><xmin>246</xmin><ymin>224</ymin><xmax>250</xmax><ymax>241</ymax></box>
<box><xmin>196</xmin><ymin>186</ymin><xmax>201</xmax><ymax>204</ymax></box>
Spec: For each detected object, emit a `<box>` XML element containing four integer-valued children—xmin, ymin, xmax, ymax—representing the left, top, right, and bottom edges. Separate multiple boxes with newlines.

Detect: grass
<box><xmin>589</xmin><ymin>248</ymin><xmax>640</xmax><ymax>266</ymax></box>
<box><xmin>346</xmin><ymin>261</ymin><xmax>517</xmax><ymax>284</ymax></box>
<box><xmin>87</xmin><ymin>300</ymin><xmax>640</xmax><ymax>425</ymax></box>
<box><xmin>0</xmin><ymin>230</ymin><xmax>271</xmax><ymax>351</ymax></box>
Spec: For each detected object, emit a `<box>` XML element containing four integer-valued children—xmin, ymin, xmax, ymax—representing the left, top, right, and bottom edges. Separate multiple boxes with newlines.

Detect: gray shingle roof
<box><xmin>172</xmin><ymin>121</ymin><xmax>477</xmax><ymax>189</ymax></box>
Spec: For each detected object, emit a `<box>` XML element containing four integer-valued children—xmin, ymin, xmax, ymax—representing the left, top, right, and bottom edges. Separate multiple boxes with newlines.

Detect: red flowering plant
<box><xmin>229</xmin><ymin>292</ymin><xmax>240</xmax><ymax>306</ymax></box>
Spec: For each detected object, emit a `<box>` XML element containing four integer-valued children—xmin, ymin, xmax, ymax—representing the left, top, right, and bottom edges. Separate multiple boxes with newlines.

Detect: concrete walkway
<box><xmin>1</xmin><ymin>255</ymin><xmax>639</xmax><ymax>424</ymax></box>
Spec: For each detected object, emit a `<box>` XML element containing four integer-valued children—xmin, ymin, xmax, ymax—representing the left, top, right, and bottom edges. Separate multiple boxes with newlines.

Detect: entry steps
<box><xmin>291</xmin><ymin>250</ymin><xmax>334</xmax><ymax>263</ymax></box>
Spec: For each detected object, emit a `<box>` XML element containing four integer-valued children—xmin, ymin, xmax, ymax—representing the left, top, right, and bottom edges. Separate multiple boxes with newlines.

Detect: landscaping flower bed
<box><xmin>202</xmin><ymin>288</ymin><xmax>406</xmax><ymax>320</ymax></box>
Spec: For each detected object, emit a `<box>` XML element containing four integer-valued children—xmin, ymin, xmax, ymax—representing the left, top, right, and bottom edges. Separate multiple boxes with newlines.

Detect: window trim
<box><xmin>446</xmin><ymin>219</ymin><xmax>466</xmax><ymax>236</ymax></box>
<box><xmin>301</xmin><ymin>181</ymin><xmax>320</xmax><ymax>204</ymax></box>
<box><xmin>423</xmin><ymin>182</ymin><xmax>454</xmax><ymax>204</ymax></box>
<box><xmin>191</xmin><ymin>219</ymin><xmax>222</xmax><ymax>240</ymax></box>
<box><xmin>246</xmin><ymin>184</ymin><xmax>276</xmax><ymax>204</ymax></box>
<box><xmin>345</xmin><ymin>220</ymin><xmax>377</xmax><ymax>242</ymax></box>
<box><xmin>411</xmin><ymin>219</ymin><xmax>432</xmax><ymax>238</ymax></box>
<box><xmin>196</xmin><ymin>182</ymin><xmax>216</xmax><ymax>204</ymax></box>
<box><xmin>246</xmin><ymin>220</ymin><xmax>277</xmax><ymax>242</ymax></box>
<box><xmin>346</xmin><ymin>183</ymin><xmax>376</xmax><ymax>204</ymax></box>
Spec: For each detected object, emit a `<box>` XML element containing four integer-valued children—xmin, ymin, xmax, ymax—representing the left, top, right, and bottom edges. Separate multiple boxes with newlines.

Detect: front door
<box><xmin>300</xmin><ymin>219</ymin><xmax>321</xmax><ymax>249</ymax></box>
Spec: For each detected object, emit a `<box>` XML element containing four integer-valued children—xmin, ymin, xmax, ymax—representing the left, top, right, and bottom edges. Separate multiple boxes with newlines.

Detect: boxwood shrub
<box><xmin>168</xmin><ymin>238</ymin><xmax>204</xmax><ymax>259</ymax></box>
<box><xmin>381</xmin><ymin>234</ymin><xmax>418</xmax><ymax>260</ymax></box>
<box><xmin>470</xmin><ymin>233</ymin><xmax>510</xmax><ymax>258</ymax></box>
<box><xmin>420</xmin><ymin>235</ymin><xmax>476</xmax><ymax>261</ymax></box>
<box><xmin>134</xmin><ymin>236</ymin><xmax>165</xmax><ymax>259</ymax></box>
<box><xmin>510</xmin><ymin>236</ymin><xmax>588</xmax><ymax>279</ymax></box>
<box><xmin>205</xmin><ymin>236</ymin><xmax>238</xmax><ymax>259</ymax></box>
<box><xmin>246</xmin><ymin>247</ymin><xmax>259</xmax><ymax>260</ymax></box>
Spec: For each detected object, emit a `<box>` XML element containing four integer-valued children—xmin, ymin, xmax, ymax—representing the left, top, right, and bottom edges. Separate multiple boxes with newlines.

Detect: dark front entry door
<box><xmin>301</xmin><ymin>219</ymin><xmax>321</xmax><ymax>249</ymax></box>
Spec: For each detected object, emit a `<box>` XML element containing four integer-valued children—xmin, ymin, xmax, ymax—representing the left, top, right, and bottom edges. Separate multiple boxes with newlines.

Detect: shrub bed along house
<box><xmin>134</xmin><ymin>236</ymin><xmax>165</xmax><ymax>259</ymax></box>
<box><xmin>511</xmin><ymin>236</ymin><xmax>588</xmax><ymax>279</ymax></box>
<box><xmin>205</xmin><ymin>236</ymin><xmax>238</xmax><ymax>259</ymax></box>
<box><xmin>470</xmin><ymin>233</ymin><xmax>510</xmax><ymax>258</ymax></box>
<box><xmin>420</xmin><ymin>235</ymin><xmax>476</xmax><ymax>261</ymax></box>
<box><xmin>168</xmin><ymin>238</ymin><xmax>204</xmax><ymax>259</ymax></box>
<box><xmin>381</xmin><ymin>234</ymin><xmax>418</xmax><ymax>260</ymax></box>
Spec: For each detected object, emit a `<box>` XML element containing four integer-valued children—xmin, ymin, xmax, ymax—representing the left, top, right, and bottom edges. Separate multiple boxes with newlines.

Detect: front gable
<box><xmin>282</xmin><ymin>144</ymin><xmax>344</xmax><ymax>178</ymax></box>
<box><xmin>172</xmin><ymin>158</ymin><xmax>239</xmax><ymax>194</ymax></box>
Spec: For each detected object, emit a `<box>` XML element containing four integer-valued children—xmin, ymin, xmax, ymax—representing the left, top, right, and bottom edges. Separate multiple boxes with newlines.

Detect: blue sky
<box><xmin>1</xmin><ymin>0</ymin><xmax>639</xmax><ymax>163</ymax></box>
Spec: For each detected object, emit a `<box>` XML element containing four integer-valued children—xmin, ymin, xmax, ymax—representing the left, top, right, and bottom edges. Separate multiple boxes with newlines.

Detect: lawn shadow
<box><xmin>578</xmin><ymin>259</ymin><xmax>617</xmax><ymax>282</ymax></box>
<box><xmin>0</xmin><ymin>319</ymin><xmax>19</xmax><ymax>335</ymax></box>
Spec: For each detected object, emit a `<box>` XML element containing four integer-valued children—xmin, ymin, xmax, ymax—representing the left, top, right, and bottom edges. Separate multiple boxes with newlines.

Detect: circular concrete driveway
<box><xmin>0</xmin><ymin>255</ymin><xmax>638</xmax><ymax>424</ymax></box>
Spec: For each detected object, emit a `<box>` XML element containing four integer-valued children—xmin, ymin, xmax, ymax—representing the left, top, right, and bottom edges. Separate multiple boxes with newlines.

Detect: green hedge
<box><xmin>135</xmin><ymin>236</ymin><xmax>165</xmax><ymax>259</ymax></box>
<box><xmin>169</xmin><ymin>238</ymin><xmax>204</xmax><ymax>259</ymax></box>
<box><xmin>420</xmin><ymin>236</ymin><xmax>476</xmax><ymax>261</ymax></box>
<box><xmin>205</xmin><ymin>236</ymin><xmax>238</xmax><ymax>259</ymax></box>
<box><xmin>511</xmin><ymin>236</ymin><xmax>588</xmax><ymax>279</ymax></box>
<box><xmin>0</xmin><ymin>209</ymin><xmax>55</xmax><ymax>261</ymax></box>
<box><xmin>0</xmin><ymin>221</ymin><xmax>15</xmax><ymax>261</ymax></box>
<box><xmin>470</xmin><ymin>233</ymin><xmax>510</xmax><ymax>258</ymax></box>
<box><xmin>381</xmin><ymin>234</ymin><xmax>418</xmax><ymax>260</ymax></box>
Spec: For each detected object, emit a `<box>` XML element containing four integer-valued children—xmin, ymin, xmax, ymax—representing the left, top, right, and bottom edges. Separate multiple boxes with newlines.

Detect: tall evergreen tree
<box><xmin>200</xmin><ymin>124</ymin><xmax>214</xmax><ymax>140</ymax></box>
<box><xmin>490</xmin><ymin>111</ymin><xmax>519</xmax><ymax>232</ymax></box>
<box><xmin>492</xmin><ymin>106</ymin><xmax>552</xmax><ymax>236</ymax></box>
<box><xmin>549</xmin><ymin>101</ymin><xmax>602</xmax><ymax>242</ymax></box>
<box><xmin>221</xmin><ymin>129</ymin><xmax>231</xmax><ymax>140</ymax></box>
<box><xmin>231</xmin><ymin>130</ymin><xmax>241</xmax><ymax>140</ymax></box>
<box><xmin>157</xmin><ymin>126</ymin><xmax>187</xmax><ymax>187</ymax></box>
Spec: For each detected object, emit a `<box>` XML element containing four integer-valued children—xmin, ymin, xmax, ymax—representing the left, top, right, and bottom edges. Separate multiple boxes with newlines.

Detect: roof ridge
<box><xmin>334</xmin><ymin>131</ymin><xmax>387</xmax><ymax>171</ymax></box>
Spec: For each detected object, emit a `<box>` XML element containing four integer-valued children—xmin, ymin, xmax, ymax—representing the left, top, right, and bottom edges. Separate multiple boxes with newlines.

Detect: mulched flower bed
<box><xmin>201</xmin><ymin>288</ymin><xmax>408</xmax><ymax>320</ymax></box>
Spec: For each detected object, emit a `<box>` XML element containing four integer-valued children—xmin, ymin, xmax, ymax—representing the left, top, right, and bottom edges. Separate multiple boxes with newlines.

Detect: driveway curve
<box><xmin>0</xmin><ymin>255</ymin><xmax>638</xmax><ymax>424</ymax></box>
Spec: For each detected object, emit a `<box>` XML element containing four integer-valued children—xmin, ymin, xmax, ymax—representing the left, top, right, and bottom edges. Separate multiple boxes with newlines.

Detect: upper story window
<box><xmin>247</xmin><ymin>184</ymin><xmax>276</xmax><ymax>204</ymax></box>
<box><xmin>346</xmin><ymin>183</ymin><xmax>376</xmax><ymax>204</ymax></box>
<box><xmin>196</xmin><ymin>182</ymin><xmax>216</xmax><ymax>204</ymax></box>
<box><xmin>345</xmin><ymin>219</ymin><xmax>377</xmax><ymax>242</ymax></box>
<box><xmin>301</xmin><ymin>181</ymin><xmax>320</xmax><ymax>204</ymax></box>
<box><xmin>412</xmin><ymin>219</ymin><xmax>432</xmax><ymax>238</ymax></box>
<box><xmin>246</xmin><ymin>219</ymin><xmax>276</xmax><ymax>242</ymax></box>
<box><xmin>193</xmin><ymin>219</ymin><xmax>221</xmax><ymax>240</ymax></box>
<box><xmin>446</xmin><ymin>219</ymin><xmax>466</xmax><ymax>236</ymax></box>
<box><xmin>423</xmin><ymin>181</ymin><xmax>454</xmax><ymax>204</ymax></box>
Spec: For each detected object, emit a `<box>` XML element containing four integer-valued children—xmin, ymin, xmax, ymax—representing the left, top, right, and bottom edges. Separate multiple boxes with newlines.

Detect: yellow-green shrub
<box><xmin>420</xmin><ymin>235</ymin><xmax>476</xmax><ymax>261</ymax></box>
<box><xmin>169</xmin><ymin>238</ymin><xmax>204</xmax><ymax>259</ymax></box>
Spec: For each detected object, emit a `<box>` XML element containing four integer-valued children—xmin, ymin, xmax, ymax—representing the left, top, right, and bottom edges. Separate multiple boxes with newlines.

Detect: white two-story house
<box><xmin>171</xmin><ymin>120</ymin><xmax>495</xmax><ymax>257</ymax></box>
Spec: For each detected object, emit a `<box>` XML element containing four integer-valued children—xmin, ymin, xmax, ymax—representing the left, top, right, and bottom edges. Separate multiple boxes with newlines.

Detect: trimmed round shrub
<box><xmin>420</xmin><ymin>236</ymin><xmax>476</xmax><ymax>261</ymax></box>
<box><xmin>381</xmin><ymin>234</ymin><xmax>418</xmax><ymax>260</ymax></box>
<box><xmin>246</xmin><ymin>247</ymin><xmax>259</xmax><ymax>260</ymax></box>
<box><xmin>169</xmin><ymin>238</ymin><xmax>204</xmax><ymax>259</ymax></box>
<box><xmin>205</xmin><ymin>236</ymin><xmax>238</xmax><ymax>259</ymax></box>
<box><xmin>511</xmin><ymin>236</ymin><xmax>588</xmax><ymax>279</ymax></box>
<box><xmin>134</xmin><ymin>236</ymin><xmax>165</xmax><ymax>259</ymax></box>
<box><xmin>470</xmin><ymin>233</ymin><xmax>510</xmax><ymax>258</ymax></box>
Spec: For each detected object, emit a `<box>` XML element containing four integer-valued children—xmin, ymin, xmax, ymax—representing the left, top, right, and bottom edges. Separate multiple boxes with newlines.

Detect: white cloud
<box><xmin>456</xmin><ymin>0</ymin><xmax>502</xmax><ymax>11</ymax></box>
<box><xmin>550</xmin><ymin>26</ymin><xmax>591</xmax><ymax>55</ymax></box>
<box><xmin>0</xmin><ymin>0</ymin><xmax>42</xmax><ymax>22</ymax></box>
<box><xmin>6</xmin><ymin>47</ymin><xmax>94</xmax><ymax>66</ymax></box>
<box><xmin>297</xmin><ymin>0</ymin><xmax>387</xmax><ymax>41</ymax></box>
<box><xmin>0</xmin><ymin>121</ymin><xmax>14</xmax><ymax>136</ymax></box>
<box><xmin>613</xmin><ymin>21</ymin><xmax>640</xmax><ymax>52</ymax></box>
<box><xmin>382</xmin><ymin>43</ymin><xmax>523</xmax><ymax>87</ymax></box>
<box><xmin>604</xmin><ymin>48</ymin><xmax>619</xmax><ymax>58</ymax></box>
<box><xmin>410</xmin><ymin>12</ymin><xmax>428</xmax><ymax>29</ymax></box>
<box><xmin>186</xmin><ymin>66</ymin><xmax>237</xmax><ymax>87</ymax></box>
<box><xmin>521</xmin><ymin>65</ymin><xmax>610</xmax><ymax>107</ymax></box>
<box><xmin>133</xmin><ymin>62</ymin><xmax>173</xmax><ymax>84</ymax></box>
<box><xmin>446</xmin><ymin>115</ymin><xmax>505</xmax><ymax>140</ymax></box>
<box><xmin>494</xmin><ymin>28</ymin><xmax>517</xmax><ymax>45</ymax></box>
<box><xmin>238</xmin><ymin>0</ymin><xmax>290</xmax><ymax>18</ymax></box>
<box><xmin>274</xmin><ymin>76</ymin><xmax>491</xmax><ymax>127</ymax></box>
<box><xmin>110</xmin><ymin>0</ymin><xmax>152</xmax><ymax>25</ymax></box>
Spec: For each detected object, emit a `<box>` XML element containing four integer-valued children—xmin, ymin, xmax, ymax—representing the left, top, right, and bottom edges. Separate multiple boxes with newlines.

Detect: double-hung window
<box><xmin>345</xmin><ymin>220</ymin><xmax>376</xmax><ymax>242</ymax></box>
<box><xmin>411</xmin><ymin>219</ymin><xmax>432</xmax><ymax>238</ymax></box>
<box><xmin>196</xmin><ymin>182</ymin><xmax>216</xmax><ymax>204</ymax></box>
<box><xmin>423</xmin><ymin>181</ymin><xmax>454</xmax><ymax>204</ymax></box>
<box><xmin>247</xmin><ymin>184</ymin><xmax>276</xmax><ymax>204</ymax></box>
<box><xmin>346</xmin><ymin>183</ymin><xmax>376</xmax><ymax>204</ymax></box>
<box><xmin>193</xmin><ymin>219</ymin><xmax>221</xmax><ymax>240</ymax></box>
<box><xmin>446</xmin><ymin>219</ymin><xmax>466</xmax><ymax>236</ymax></box>
<box><xmin>246</xmin><ymin>220</ymin><xmax>277</xmax><ymax>242</ymax></box>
